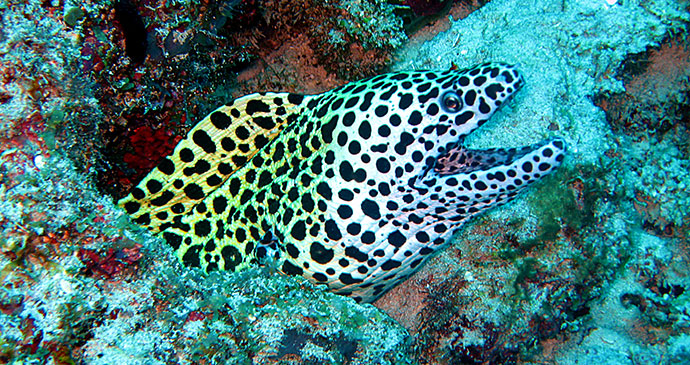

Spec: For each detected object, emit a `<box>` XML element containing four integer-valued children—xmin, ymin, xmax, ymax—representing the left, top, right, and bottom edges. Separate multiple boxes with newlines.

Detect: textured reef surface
<box><xmin>1</xmin><ymin>0</ymin><xmax>689</xmax><ymax>364</ymax></box>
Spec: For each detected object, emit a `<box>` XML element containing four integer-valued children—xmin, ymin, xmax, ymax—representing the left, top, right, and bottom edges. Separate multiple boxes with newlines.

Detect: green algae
<box><xmin>526</xmin><ymin>165</ymin><xmax>604</xmax><ymax>244</ymax></box>
<box><xmin>495</xmin><ymin>164</ymin><xmax>604</xmax><ymax>264</ymax></box>
<box><xmin>63</xmin><ymin>6</ymin><xmax>85</xmax><ymax>27</ymax></box>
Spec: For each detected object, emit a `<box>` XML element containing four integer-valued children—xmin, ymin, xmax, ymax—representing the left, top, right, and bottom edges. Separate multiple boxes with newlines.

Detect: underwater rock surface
<box><xmin>0</xmin><ymin>0</ymin><xmax>689</xmax><ymax>363</ymax></box>
<box><xmin>379</xmin><ymin>0</ymin><xmax>690</xmax><ymax>362</ymax></box>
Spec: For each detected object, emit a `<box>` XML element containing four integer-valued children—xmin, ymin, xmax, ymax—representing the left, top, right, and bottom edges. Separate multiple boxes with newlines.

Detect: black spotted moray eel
<box><xmin>120</xmin><ymin>63</ymin><xmax>566</xmax><ymax>303</ymax></box>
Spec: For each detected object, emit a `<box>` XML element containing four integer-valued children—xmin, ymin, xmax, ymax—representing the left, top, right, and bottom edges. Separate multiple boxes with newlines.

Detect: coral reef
<box><xmin>389</xmin><ymin>0</ymin><xmax>489</xmax><ymax>34</ymax></box>
<box><xmin>595</xmin><ymin>32</ymin><xmax>690</xmax><ymax>235</ymax></box>
<box><xmin>617</xmin><ymin>130</ymin><xmax>690</xmax><ymax>232</ymax></box>
<box><xmin>0</xmin><ymin>154</ymin><xmax>411</xmax><ymax>363</ymax></box>
<box><xmin>0</xmin><ymin>114</ymin><xmax>410</xmax><ymax>363</ymax></box>
<box><xmin>596</xmin><ymin>34</ymin><xmax>690</xmax><ymax>134</ymax></box>
<box><xmin>1</xmin><ymin>0</ymin><xmax>410</xmax><ymax>363</ymax></box>
<box><xmin>230</xmin><ymin>0</ymin><xmax>406</xmax><ymax>94</ymax></box>
<box><xmin>378</xmin><ymin>0</ymin><xmax>690</xmax><ymax>362</ymax></box>
<box><xmin>1</xmin><ymin>0</ymin><xmax>690</xmax><ymax>363</ymax></box>
<box><xmin>378</xmin><ymin>164</ymin><xmax>633</xmax><ymax>362</ymax></box>
<box><xmin>44</xmin><ymin>0</ymin><xmax>405</xmax><ymax>200</ymax></box>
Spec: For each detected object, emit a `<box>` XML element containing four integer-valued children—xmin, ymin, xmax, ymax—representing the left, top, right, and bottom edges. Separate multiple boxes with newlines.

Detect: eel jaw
<box><xmin>427</xmin><ymin>137</ymin><xmax>567</xmax><ymax>215</ymax></box>
<box><xmin>435</xmin><ymin>137</ymin><xmax>567</xmax><ymax>176</ymax></box>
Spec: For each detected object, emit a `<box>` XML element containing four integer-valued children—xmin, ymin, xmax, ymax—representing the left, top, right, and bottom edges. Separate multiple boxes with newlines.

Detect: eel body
<box><xmin>119</xmin><ymin>63</ymin><xmax>566</xmax><ymax>303</ymax></box>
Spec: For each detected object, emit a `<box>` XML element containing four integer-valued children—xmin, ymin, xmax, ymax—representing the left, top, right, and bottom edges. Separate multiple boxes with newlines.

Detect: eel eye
<box><xmin>441</xmin><ymin>91</ymin><xmax>462</xmax><ymax>113</ymax></box>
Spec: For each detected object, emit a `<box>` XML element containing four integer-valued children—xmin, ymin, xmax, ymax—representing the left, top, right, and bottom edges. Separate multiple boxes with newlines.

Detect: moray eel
<box><xmin>119</xmin><ymin>63</ymin><xmax>566</xmax><ymax>303</ymax></box>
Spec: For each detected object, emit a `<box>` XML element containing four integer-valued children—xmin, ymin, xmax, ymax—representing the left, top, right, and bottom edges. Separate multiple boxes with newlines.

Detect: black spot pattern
<box><xmin>210</xmin><ymin>111</ymin><xmax>232</xmax><ymax>129</ymax></box>
<box><xmin>118</xmin><ymin>63</ymin><xmax>567</xmax><ymax>305</ymax></box>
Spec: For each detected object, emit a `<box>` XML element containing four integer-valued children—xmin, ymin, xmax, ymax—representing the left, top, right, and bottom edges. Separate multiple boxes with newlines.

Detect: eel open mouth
<box><xmin>434</xmin><ymin>137</ymin><xmax>567</xmax><ymax>176</ymax></box>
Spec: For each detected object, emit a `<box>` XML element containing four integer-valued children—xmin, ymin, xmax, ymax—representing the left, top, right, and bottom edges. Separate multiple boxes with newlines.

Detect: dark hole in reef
<box><xmin>620</xmin><ymin>293</ymin><xmax>646</xmax><ymax>311</ymax></box>
<box><xmin>658</xmin><ymin>283</ymin><xmax>685</xmax><ymax>298</ymax></box>
<box><xmin>114</xmin><ymin>0</ymin><xmax>148</xmax><ymax>63</ymax></box>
